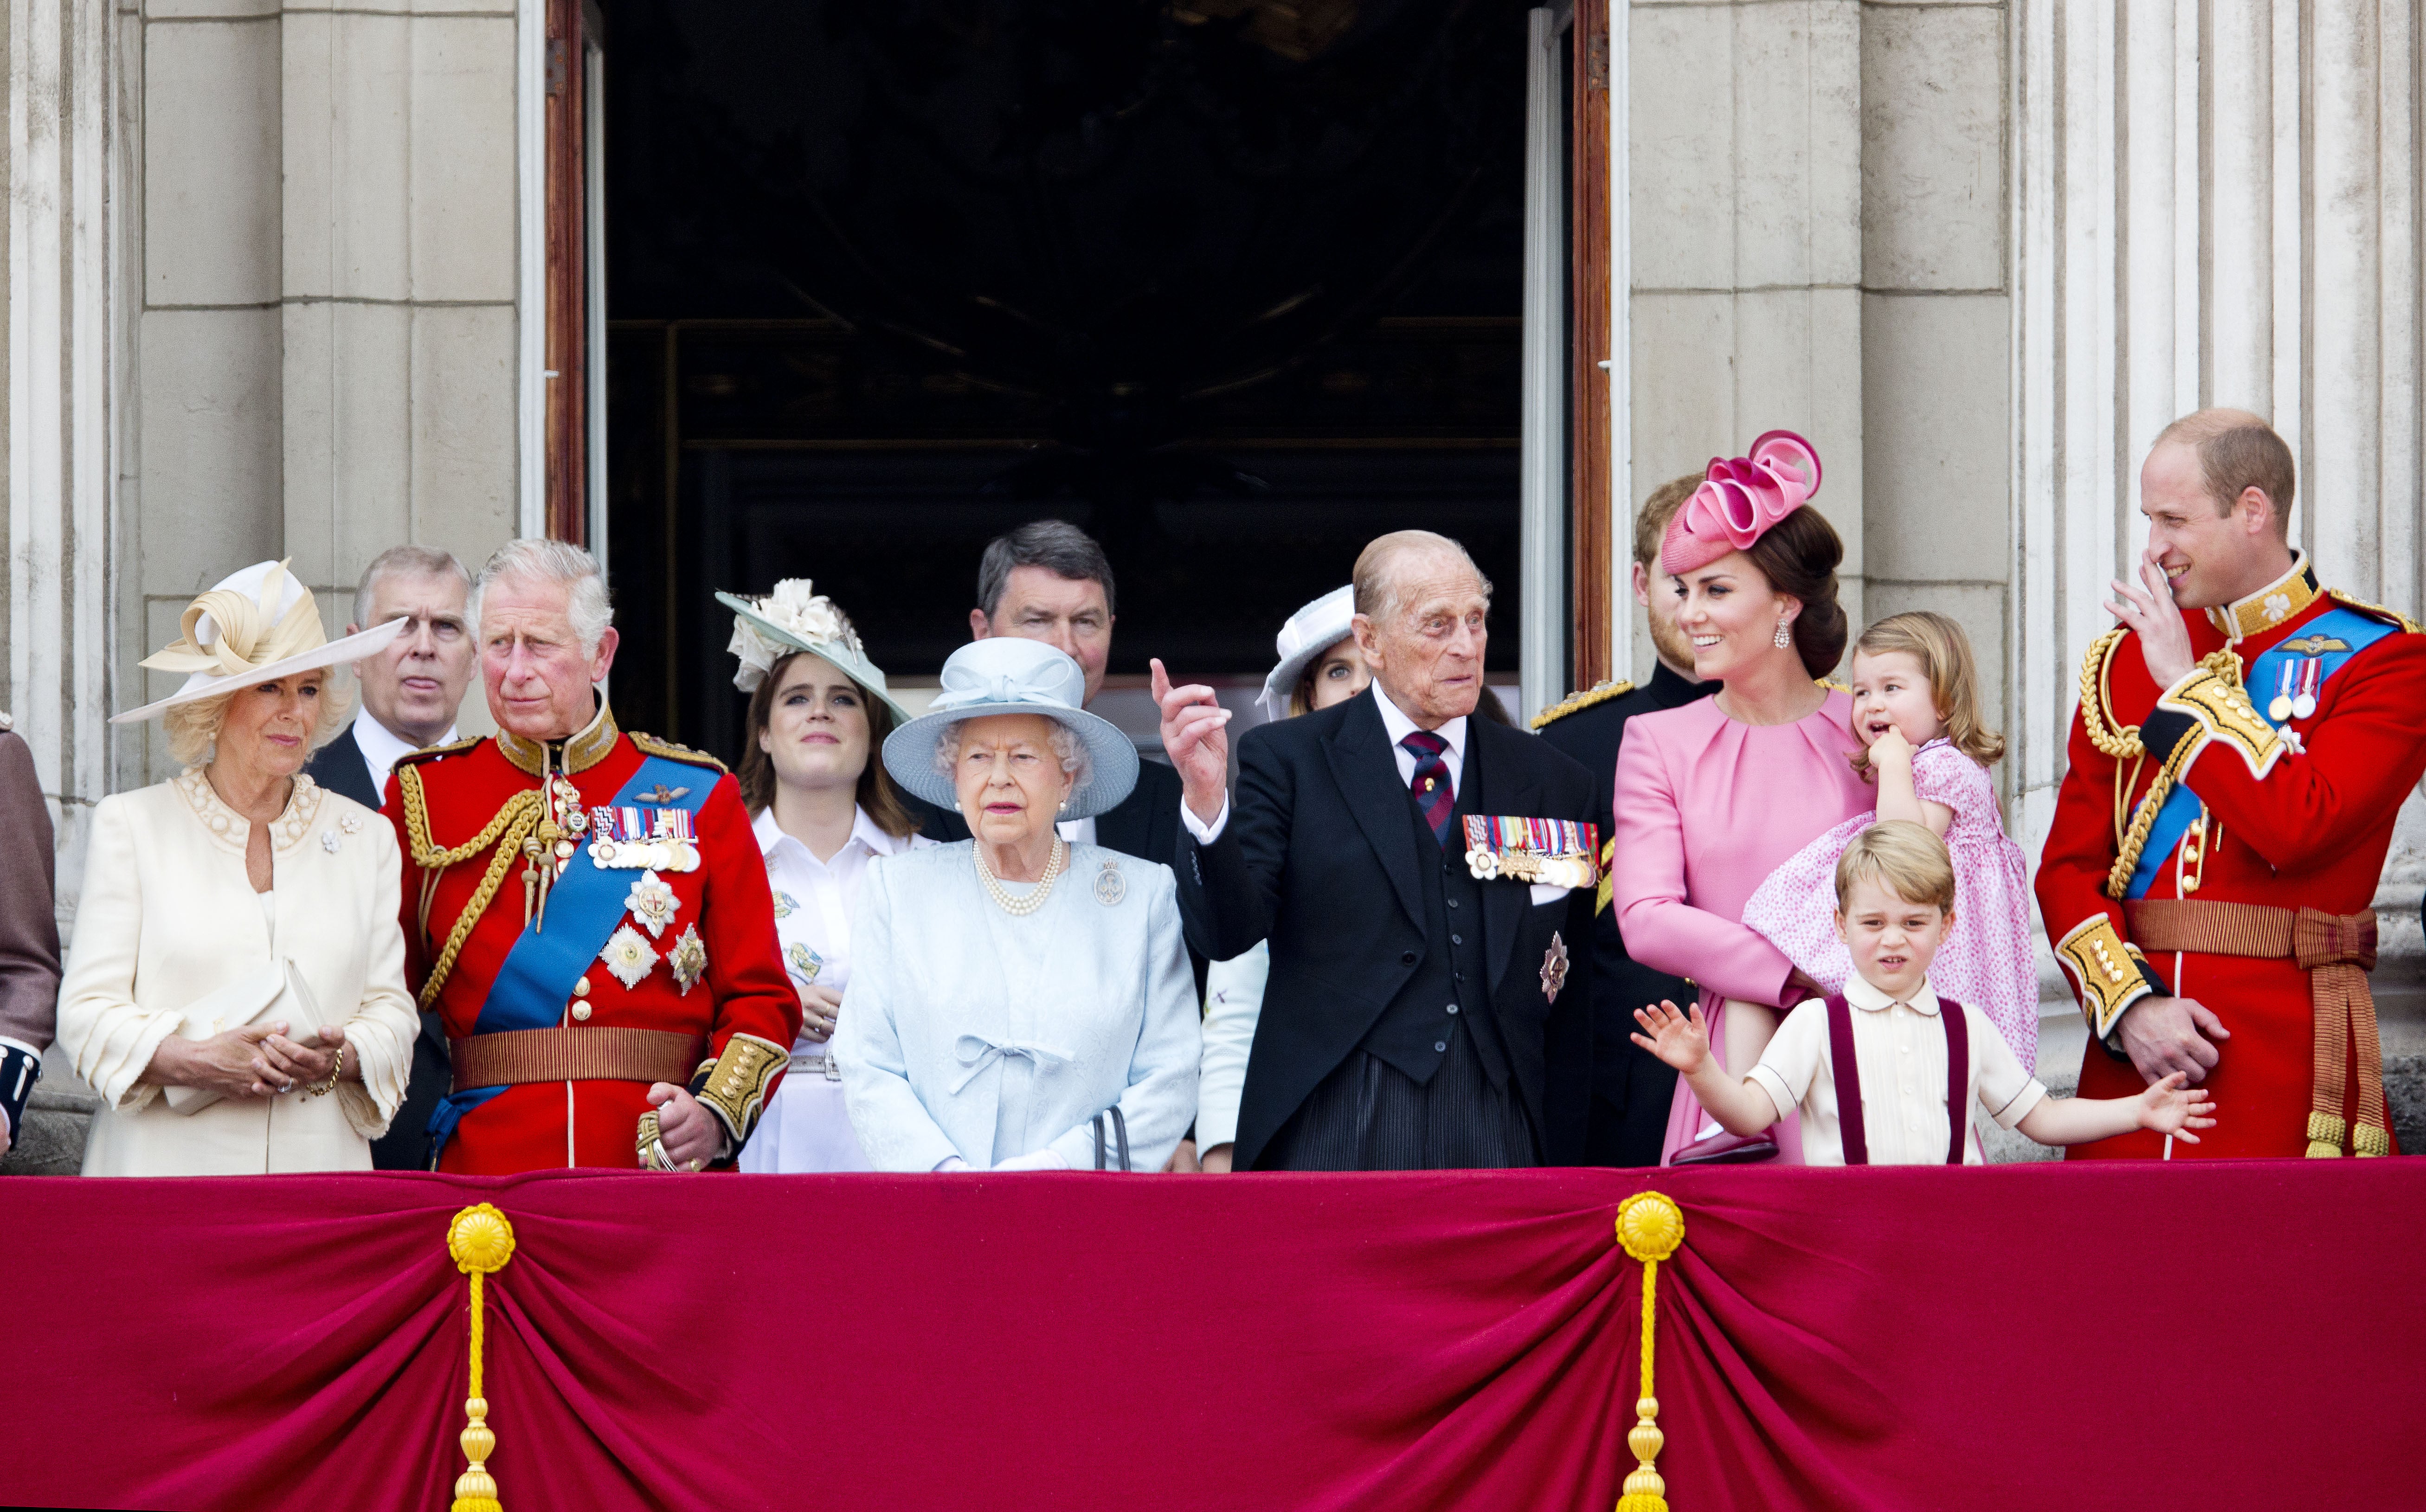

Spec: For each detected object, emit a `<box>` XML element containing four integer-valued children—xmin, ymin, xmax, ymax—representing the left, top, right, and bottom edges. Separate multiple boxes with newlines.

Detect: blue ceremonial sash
<box><xmin>425</xmin><ymin>755</ymin><xmax>715</xmax><ymax>1159</ymax></box>
<box><xmin>2125</xmin><ymin>607</ymin><xmax>2394</xmax><ymax>900</ymax></box>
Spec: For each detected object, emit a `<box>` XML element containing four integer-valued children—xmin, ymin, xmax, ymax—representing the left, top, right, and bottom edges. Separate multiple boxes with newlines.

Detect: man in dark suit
<box><xmin>1531</xmin><ymin>473</ymin><xmax>1716</xmax><ymax>1167</ymax></box>
<box><xmin>302</xmin><ymin>544</ymin><xmax>475</xmax><ymax>1170</ymax></box>
<box><xmin>1155</xmin><ymin>530</ymin><xmax>1598</xmax><ymax>1170</ymax></box>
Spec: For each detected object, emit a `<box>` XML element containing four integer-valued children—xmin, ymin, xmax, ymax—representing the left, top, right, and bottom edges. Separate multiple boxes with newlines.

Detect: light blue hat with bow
<box><xmin>882</xmin><ymin>638</ymin><xmax>1141</xmax><ymax>821</ymax></box>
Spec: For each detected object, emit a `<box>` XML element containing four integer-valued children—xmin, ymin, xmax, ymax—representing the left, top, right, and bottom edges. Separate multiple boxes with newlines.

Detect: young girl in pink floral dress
<box><xmin>1740</xmin><ymin>612</ymin><xmax>2040</xmax><ymax>1068</ymax></box>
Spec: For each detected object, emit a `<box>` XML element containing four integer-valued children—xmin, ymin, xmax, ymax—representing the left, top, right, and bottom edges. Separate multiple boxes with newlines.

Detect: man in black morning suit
<box><xmin>1531</xmin><ymin>473</ymin><xmax>1716</xmax><ymax>1167</ymax></box>
<box><xmin>1154</xmin><ymin>531</ymin><xmax>1599</xmax><ymax>1170</ymax></box>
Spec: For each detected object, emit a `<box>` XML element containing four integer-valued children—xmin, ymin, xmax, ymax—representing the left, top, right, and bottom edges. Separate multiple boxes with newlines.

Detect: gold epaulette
<box><xmin>1529</xmin><ymin>679</ymin><xmax>1635</xmax><ymax>730</ymax></box>
<box><xmin>630</xmin><ymin>731</ymin><xmax>728</xmax><ymax>775</ymax></box>
<box><xmin>2325</xmin><ymin>589</ymin><xmax>2424</xmax><ymax>635</ymax></box>
<box><xmin>1815</xmin><ymin>677</ymin><xmax>1849</xmax><ymax>694</ymax></box>
<box><xmin>393</xmin><ymin>734</ymin><xmax>481</xmax><ymax>768</ymax></box>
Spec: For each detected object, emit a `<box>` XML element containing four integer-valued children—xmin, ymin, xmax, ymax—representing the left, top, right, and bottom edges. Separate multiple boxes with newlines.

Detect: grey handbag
<box><xmin>1090</xmin><ymin>1106</ymin><xmax>1131</xmax><ymax>1171</ymax></box>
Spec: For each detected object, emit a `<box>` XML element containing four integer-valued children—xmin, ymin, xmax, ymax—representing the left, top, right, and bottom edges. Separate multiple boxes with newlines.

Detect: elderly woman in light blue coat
<box><xmin>834</xmin><ymin>638</ymin><xmax>1199</xmax><ymax>1171</ymax></box>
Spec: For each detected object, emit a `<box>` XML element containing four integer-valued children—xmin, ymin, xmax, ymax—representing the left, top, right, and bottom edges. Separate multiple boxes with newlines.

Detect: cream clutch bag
<box><xmin>163</xmin><ymin>959</ymin><xmax>322</xmax><ymax>1114</ymax></box>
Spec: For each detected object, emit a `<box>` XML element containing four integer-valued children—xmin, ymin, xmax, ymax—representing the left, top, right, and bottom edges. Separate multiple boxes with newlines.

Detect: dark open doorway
<box><xmin>600</xmin><ymin>0</ymin><xmax>1534</xmax><ymax>762</ymax></box>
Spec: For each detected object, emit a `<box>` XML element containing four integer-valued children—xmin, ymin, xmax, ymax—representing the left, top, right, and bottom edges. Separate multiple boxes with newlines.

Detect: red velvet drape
<box><xmin>6</xmin><ymin>1161</ymin><xmax>2416</xmax><ymax>1511</ymax></box>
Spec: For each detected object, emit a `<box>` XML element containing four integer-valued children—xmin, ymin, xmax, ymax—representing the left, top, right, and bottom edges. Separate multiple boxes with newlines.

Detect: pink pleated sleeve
<box><xmin>1611</xmin><ymin>721</ymin><xmax>1803</xmax><ymax>1008</ymax></box>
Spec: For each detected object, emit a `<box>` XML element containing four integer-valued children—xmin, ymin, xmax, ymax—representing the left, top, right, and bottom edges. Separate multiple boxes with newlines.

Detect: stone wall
<box><xmin>128</xmin><ymin>0</ymin><xmax>526</xmax><ymax>787</ymax></box>
<box><xmin>1626</xmin><ymin>0</ymin><xmax>2007</xmax><ymax>749</ymax></box>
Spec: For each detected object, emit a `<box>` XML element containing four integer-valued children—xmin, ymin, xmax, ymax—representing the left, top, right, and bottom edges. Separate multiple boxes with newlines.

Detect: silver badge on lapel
<box><xmin>1540</xmin><ymin>932</ymin><xmax>1570</xmax><ymax>1004</ymax></box>
<box><xmin>1093</xmin><ymin>857</ymin><xmax>1127</xmax><ymax>907</ymax></box>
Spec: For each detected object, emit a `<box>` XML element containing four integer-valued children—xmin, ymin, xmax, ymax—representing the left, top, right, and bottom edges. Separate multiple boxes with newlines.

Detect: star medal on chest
<box><xmin>669</xmin><ymin>924</ymin><xmax>708</xmax><ymax>996</ymax></box>
<box><xmin>624</xmin><ymin>870</ymin><xmax>679</xmax><ymax>938</ymax></box>
<box><xmin>588</xmin><ymin>804</ymin><xmax>701</xmax><ymax>872</ymax></box>
<box><xmin>786</xmin><ymin>941</ymin><xmax>823</xmax><ymax>984</ymax></box>
<box><xmin>1539</xmin><ymin>931</ymin><xmax>1570</xmax><ymax>1003</ymax></box>
<box><xmin>1093</xmin><ymin>856</ymin><xmax>1126</xmax><ymax>907</ymax></box>
<box><xmin>600</xmin><ymin>923</ymin><xmax>660</xmax><ymax>989</ymax></box>
<box><xmin>1462</xmin><ymin>815</ymin><xmax>1601</xmax><ymax>889</ymax></box>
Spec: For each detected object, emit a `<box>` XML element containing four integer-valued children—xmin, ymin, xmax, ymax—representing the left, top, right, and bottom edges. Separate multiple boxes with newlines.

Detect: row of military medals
<box><xmin>519</xmin><ymin>756</ymin><xmax>706</xmax><ymax>931</ymax></box>
<box><xmin>1461</xmin><ymin>815</ymin><xmax>1600</xmax><ymax>889</ymax></box>
<box><xmin>2266</xmin><ymin>656</ymin><xmax>2323</xmax><ymax>723</ymax></box>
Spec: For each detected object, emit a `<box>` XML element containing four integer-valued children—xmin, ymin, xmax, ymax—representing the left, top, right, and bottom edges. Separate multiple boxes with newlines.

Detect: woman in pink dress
<box><xmin>1611</xmin><ymin>431</ymin><xmax>1873</xmax><ymax>1165</ymax></box>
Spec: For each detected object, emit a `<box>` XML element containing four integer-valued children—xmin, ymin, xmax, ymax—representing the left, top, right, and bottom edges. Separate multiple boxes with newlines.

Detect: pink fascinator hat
<box><xmin>1659</xmin><ymin>430</ymin><xmax>1824</xmax><ymax>576</ymax></box>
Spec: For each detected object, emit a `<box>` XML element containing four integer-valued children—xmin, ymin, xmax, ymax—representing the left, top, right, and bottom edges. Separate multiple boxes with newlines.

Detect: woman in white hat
<box><xmin>1197</xmin><ymin>587</ymin><xmax>1371</xmax><ymax>1171</ymax></box>
<box><xmin>56</xmin><ymin>560</ymin><xmax>421</xmax><ymax>1174</ymax></box>
<box><xmin>832</xmin><ymin>637</ymin><xmax>1199</xmax><ymax>1171</ymax></box>
<box><xmin>719</xmin><ymin>580</ymin><xmax>934</xmax><ymax>1173</ymax></box>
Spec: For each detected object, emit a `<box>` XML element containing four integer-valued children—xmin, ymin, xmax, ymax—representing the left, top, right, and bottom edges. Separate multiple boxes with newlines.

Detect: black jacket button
<box><xmin>1401</xmin><ymin>951</ymin><xmax>1417</xmax><ymax>965</ymax></box>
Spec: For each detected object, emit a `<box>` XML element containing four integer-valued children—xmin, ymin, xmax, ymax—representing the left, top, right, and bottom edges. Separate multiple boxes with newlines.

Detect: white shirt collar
<box><xmin>1370</xmin><ymin>682</ymin><xmax>1467</xmax><ymax>761</ymax></box>
<box><xmin>349</xmin><ymin>712</ymin><xmax>456</xmax><ymax>790</ymax></box>
<box><xmin>1842</xmin><ymin>971</ymin><xmax>1941</xmax><ymax>1017</ymax></box>
<box><xmin>753</xmin><ymin>802</ymin><xmax>908</xmax><ymax>863</ymax></box>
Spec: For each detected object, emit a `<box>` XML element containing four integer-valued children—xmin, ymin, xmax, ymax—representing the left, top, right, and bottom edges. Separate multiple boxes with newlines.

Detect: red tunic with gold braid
<box><xmin>2036</xmin><ymin>554</ymin><xmax>2426</xmax><ymax>1159</ymax></box>
<box><xmin>383</xmin><ymin>701</ymin><xmax>798</xmax><ymax>1174</ymax></box>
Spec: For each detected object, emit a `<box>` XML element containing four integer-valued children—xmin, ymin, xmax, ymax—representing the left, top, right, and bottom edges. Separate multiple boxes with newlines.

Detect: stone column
<box><xmin>5</xmin><ymin>0</ymin><xmax>118</xmax><ymax>920</ymax></box>
<box><xmin>2014</xmin><ymin>0</ymin><xmax>2426</xmax><ymax>944</ymax></box>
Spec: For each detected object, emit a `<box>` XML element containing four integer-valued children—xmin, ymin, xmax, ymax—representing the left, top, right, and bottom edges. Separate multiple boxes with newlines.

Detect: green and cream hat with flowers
<box><xmin>718</xmin><ymin>580</ymin><xmax>911</xmax><ymax>724</ymax></box>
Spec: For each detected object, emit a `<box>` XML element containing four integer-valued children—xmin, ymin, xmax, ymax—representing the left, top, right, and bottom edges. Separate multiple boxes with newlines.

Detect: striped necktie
<box><xmin>1402</xmin><ymin>730</ymin><xmax>1455</xmax><ymax>845</ymax></box>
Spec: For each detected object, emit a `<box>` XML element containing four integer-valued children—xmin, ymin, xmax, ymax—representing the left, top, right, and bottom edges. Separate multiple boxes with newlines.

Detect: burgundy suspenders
<box><xmin>1822</xmin><ymin>993</ymin><xmax>1969</xmax><ymax>1165</ymax></box>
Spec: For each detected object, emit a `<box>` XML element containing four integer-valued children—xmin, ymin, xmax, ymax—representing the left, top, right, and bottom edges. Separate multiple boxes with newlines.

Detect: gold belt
<box><xmin>450</xmin><ymin>1028</ymin><xmax>707</xmax><ymax>1091</ymax></box>
<box><xmin>2124</xmin><ymin>900</ymin><xmax>2387</xmax><ymax>1157</ymax></box>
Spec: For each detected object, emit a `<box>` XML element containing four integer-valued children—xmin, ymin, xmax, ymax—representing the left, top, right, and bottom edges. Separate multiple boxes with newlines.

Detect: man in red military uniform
<box><xmin>385</xmin><ymin>540</ymin><xmax>798</xmax><ymax>1173</ymax></box>
<box><xmin>2038</xmin><ymin>409</ymin><xmax>2426</xmax><ymax>1159</ymax></box>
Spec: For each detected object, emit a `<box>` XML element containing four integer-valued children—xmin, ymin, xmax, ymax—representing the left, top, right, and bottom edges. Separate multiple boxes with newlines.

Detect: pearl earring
<box><xmin>1773</xmin><ymin>617</ymin><xmax>1793</xmax><ymax>649</ymax></box>
<box><xmin>1058</xmin><ymin>800</ymin><xmax>1068</xmax><ymax>812</ymax></box>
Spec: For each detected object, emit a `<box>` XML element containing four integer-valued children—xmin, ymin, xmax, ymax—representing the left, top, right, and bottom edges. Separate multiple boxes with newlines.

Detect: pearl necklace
<box><xmin>974</xmin><ymin>836</ymin><xmax>1068</xmax><ymax>917</ymax></box>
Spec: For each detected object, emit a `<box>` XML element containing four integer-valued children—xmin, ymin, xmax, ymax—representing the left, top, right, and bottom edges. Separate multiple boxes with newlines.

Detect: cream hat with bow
<box><xmin>881</xmin><ymin>638</ymin><xmax>1139</xmax><ymax>821</ymax></box>
<box><xmin>110</xmin><ymin>559</ymin><xmax>406</xmax><ymax>724</ymax></box>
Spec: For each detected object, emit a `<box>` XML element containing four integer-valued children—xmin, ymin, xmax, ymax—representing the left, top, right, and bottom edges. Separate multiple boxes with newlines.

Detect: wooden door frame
<box><xmin>541</xmin><ymin>0</ymin><xmax>591</xmax><ymax>544</ymax></box>
<box><xmin>1568</xmin><ymin>0</ymin><xmax>1616</xmax><ymax>689</ymax></box>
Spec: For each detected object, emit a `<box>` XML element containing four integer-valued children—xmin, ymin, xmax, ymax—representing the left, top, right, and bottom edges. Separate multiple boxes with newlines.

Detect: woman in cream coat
<box><xmin>58</xmin><ymin>560</ymin><xmax>419</xmax><ymax>1175</ymax></box>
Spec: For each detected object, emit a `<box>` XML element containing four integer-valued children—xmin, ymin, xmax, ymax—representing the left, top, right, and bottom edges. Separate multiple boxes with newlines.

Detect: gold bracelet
<box><xmin>306</xmin><ymin>1040</ymin><xmax>346</xmax><ymax>1099</ymax></box>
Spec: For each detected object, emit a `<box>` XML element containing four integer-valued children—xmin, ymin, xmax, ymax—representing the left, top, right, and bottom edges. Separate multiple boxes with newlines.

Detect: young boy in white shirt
<box><xmin>1633</xmin><ymin>821</ymin><xmax>2215</xmax><ymax>1165</ymax></box>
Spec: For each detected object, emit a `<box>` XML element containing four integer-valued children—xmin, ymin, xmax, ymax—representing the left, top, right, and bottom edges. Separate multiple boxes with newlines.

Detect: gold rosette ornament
<box><xmin>1615</xmin><ymin>1190</ymin><xmax>1686</xmax><ymax>1512</ymax></box>
<box><xmin>447</xmin><ymin>1204</ymin><xmax>517</xmax><ymax>1512</ymax></box>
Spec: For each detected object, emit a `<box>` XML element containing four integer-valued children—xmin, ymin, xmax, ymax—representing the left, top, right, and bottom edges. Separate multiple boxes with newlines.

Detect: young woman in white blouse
<box><xmin>720</xmin><ymin>582</ymin><xmax>933</xmax><ymax>1173</ymax></box>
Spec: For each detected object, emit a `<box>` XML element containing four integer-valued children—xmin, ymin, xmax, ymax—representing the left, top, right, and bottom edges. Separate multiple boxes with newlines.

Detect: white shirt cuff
<box><xmin>1180</xmin><ymin>796</ymin><xmax>1230</xmax><ymax>845</ymax></box>
<box><xmin>1746</xmin><ymin>1064</ymin><xmax>1798</xmax><ymax>1126</ymax></box>
<box><xmin>1989</xmin><ymin>1078</ymin><xmax>2049</xmax><ymax>1131</ymax></box>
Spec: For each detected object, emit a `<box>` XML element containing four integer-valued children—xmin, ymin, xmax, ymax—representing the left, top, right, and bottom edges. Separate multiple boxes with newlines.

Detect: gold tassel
<box><xmin>1615</xmin><ymin>1191</ymin><xmax>1686</xmax><ymax>1512</ymax></box>
<box><xmin>447</xmin><ymin>1204</ymin><xmax>517</xmax><ymax>1512</ymax></box>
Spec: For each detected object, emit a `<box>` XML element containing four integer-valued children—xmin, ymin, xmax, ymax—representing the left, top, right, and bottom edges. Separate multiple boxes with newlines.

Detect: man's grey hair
<box><xmin>470</xmin><ymin>538</ymin><xmax>614</xmax><ymax>656</ymax></box>
<box><xmin>354</xmin><ymin>545</ymin><xmax>470</xmax><ymax>625</ymax></box>
<box><xmin>976</xmin><ymin>520</ymin><xmax>1116</xmax><ymax>620</ymax></box>
<box><xmin>1351</xmin><ymin>529</ymin><xmax>1493</xmax><ymax>626</ymax></box>
<box><xmin>933</xmin><ymin>718</ymin><xmax>1092</xmax><ymax>786</ymax></box>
